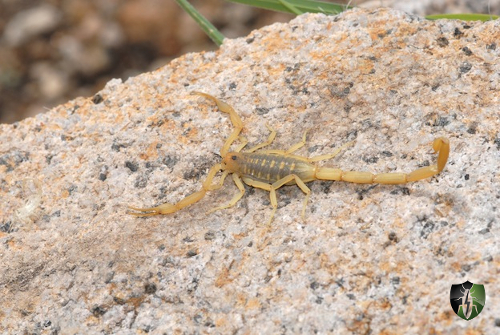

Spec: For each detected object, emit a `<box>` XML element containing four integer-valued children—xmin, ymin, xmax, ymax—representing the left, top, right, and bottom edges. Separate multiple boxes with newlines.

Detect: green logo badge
<box><xmin>450</xmin><ymin>281</ymin><xmax>486</xmax><ymax>320</ymax></box>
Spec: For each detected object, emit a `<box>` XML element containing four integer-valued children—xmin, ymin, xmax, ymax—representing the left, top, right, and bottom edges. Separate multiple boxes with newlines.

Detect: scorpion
<box><xmin>129</xmin><ymin>92</ymin><xmax>450</xmax><ymax>223</ymax></box>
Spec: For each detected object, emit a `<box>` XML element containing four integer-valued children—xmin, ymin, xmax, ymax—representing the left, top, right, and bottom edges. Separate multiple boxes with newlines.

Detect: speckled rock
<box><xmin>1</xmin><ymin>8</ymin><xmax>499</xmax><ymax>334</ymax></box>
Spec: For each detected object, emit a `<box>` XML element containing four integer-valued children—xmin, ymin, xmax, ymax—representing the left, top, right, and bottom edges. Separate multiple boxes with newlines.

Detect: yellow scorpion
<box><xmin>129</xmin><ymin>92</ymin><xmax>450</xmax><ymax>223</ymax></box>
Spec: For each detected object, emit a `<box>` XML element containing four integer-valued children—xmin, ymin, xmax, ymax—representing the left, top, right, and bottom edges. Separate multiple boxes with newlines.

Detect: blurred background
<box><xmin>0</xmin><ymin>0</ymin><xmax>498</xmax><ymax>123</ymax></box>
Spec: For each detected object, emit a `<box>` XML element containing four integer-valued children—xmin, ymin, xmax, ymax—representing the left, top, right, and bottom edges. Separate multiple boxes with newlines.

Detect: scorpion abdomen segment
<box><xmin>239</xmin><ymin>153</ymin><xmax>315</xmax><ymax>184</ymax></box>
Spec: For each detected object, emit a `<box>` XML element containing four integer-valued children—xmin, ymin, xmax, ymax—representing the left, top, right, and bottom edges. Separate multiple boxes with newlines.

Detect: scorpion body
<box><xmin>129</xmin><ymin>92</ymin><xmax>450</xmax><ymax>223</ymax></box>
<box><xmin>229</xmin><ymin>152</ymin><xmax>316</xmax><ymax>184</ymax></box>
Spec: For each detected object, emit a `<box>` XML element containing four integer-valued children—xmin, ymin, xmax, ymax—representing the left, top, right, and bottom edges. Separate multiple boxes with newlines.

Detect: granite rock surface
<box><xmin>1</xmin><ymin>8</ymin><xmax>499</xmax><ymax>334</ymax></box>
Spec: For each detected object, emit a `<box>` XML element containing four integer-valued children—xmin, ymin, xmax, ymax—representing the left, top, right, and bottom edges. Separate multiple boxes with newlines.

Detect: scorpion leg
<box><xmin>252</xmin><ymin>129</ymin><xmax>351</xmax><ymax>159</ymax></box>
<box><xmin>250</xmin><ymin>129</ymin><xmax>309</xmax><ymax>156</ymax></box>
<box><xmin>271</xmin><ymin>174</ymin><xmax>311</xmax><ymax>219</ymax></box>
<box><xmin>128</xmin><ymin>163</ymin><xmax>226</xmax><ymax>216</ymax></box>
<box><xmin>192</xmin><ymin>92</ymin><xmax>244</xmax><ymax>157</ymax></box>
<box><xmin>242</xmin><ymin>174</ymin><xmax>310</xmax><ymax>224</ymax></box>
<box><xmin>207</xmin><ymin>173</ymin><xmax>245</xmax><ymax>213</ymax></box>
<box><xmin>245</xmin><ymin>124</ymin><xmax>277</xmax><ymax>153</ymax></box>
<box><xmin>285</xmin><ymin>129</ymin><xmax>309</xmax><ymax>154</ymax></box>
<box><xmin>314</xmin><ymin>137</ymin><xmax>450</xmax><ymax>184</ymax></box>
<box><xmin>307</xmin><ymin>141</ymin><xmax>355</xmax><ymax>162</ymax></box>
<box><xmin>240</xmin><ymin>177</ymin><xmax>275</xmax><ymax>224</ymax></box>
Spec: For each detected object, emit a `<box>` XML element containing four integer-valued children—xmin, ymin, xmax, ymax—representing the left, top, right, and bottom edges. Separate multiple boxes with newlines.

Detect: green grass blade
<box><xmin>227</xmin><ymin>0</ymin><xmax>352</xmax><ymax>15</ymax></box>
<box><xmin>279</xmin><ymin>0</ymin><xmax>304</xmax><ymax>15</ymax></box>
<box><xmin>175</xmin><ymin>0</ymin><xmax>225</xmax><ymax>46</ymax></box>
<box><xmin>426</xmin><ymin>13</ymin><xmax>499</xmax><ymax>21</ymax></box>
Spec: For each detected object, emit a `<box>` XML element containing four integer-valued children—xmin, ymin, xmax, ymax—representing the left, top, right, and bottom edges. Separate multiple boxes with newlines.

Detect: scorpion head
<box><xmin>222</xmin><ymin>152</ymin><xmax>245</xmax><ymax>173</ymax></box>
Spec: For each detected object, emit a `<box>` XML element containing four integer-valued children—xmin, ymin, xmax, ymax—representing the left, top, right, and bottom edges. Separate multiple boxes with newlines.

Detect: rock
<box><xmin>3</xmin><ymin>4</ymin><xmax>62</xmax><ymax>46</ymax></box>
<box><xmin>0</xmin><ymin>8</ymin><xmax>498</xmax><ymax>334</ymax></box>
<box><xmin>30</xmin><ymin>62</ymin><xmax>67</xmax><ymax>100</ymax></box>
